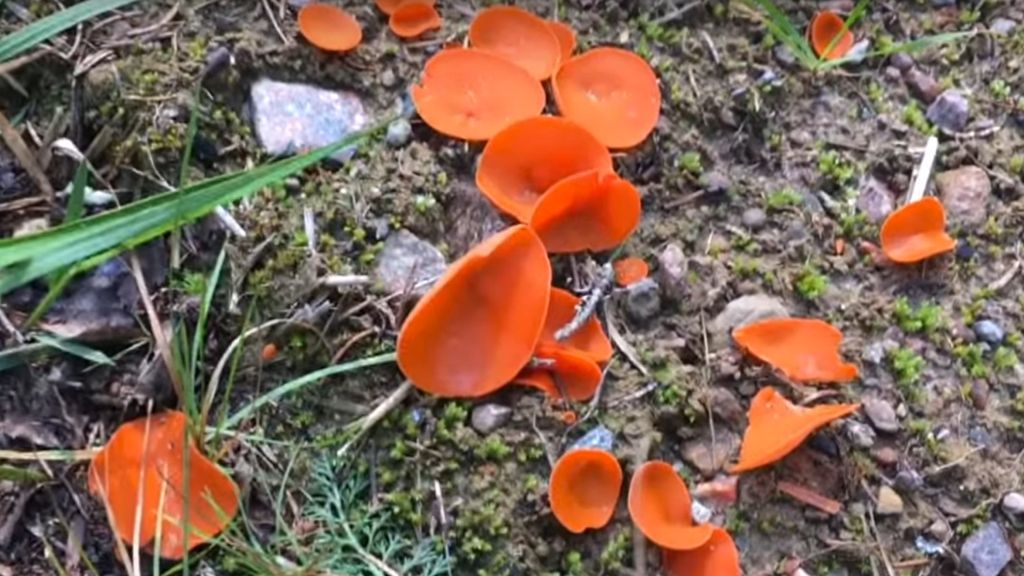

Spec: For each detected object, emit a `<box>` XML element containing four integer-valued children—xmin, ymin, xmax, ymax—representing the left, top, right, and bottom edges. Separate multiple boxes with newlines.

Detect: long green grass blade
<box><xmin>744</xmin><ymin>0</ymin><xmax>817</xmax><ymax>66</ymax></box>
<box><xmin>819</xmin><ymin>31</ymin><xmax>971</xmax><ymax>70</ymax></box>
<box><xmin>33</xmin><ymin>332</ymin><xmax>115</xmax><ymax>365</ymax></box>
<box><xmin>0</xmin><ymin>0</ymin><xmax>141</xmax><ymax>63</ymax></box>
<box><xmin>64</xmin><ymin>161</ymin><xmax>88</xmax><ymax>225</ymax></box>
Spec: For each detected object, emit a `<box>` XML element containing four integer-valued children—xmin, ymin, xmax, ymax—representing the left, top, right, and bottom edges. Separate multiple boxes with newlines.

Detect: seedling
<box><xmin>765</xmin><ymin>187</ymin><xmax>802</xmax><ymax>210</ymax></box>
<box><xmin>888</xmin><ymin>348</ymin><xmax>924</xmax><ymax>401</ymax></box>
<box><xmin>795</xmin><ymin>265</ymin><xmax>829</xmax><ymax>300</ymax></box>
<box><xmin>892</xmin><ymin>297</ymin><xmax>945</xmax><ymax>334</ymax></box>
<box><xmin>678</xmin><ymin>151</ymin><xmax>704</xmax><ymax>176</ymax></box>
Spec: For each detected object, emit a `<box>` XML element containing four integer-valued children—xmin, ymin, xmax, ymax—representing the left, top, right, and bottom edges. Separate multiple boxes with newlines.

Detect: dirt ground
<box><xmin>3</xmin><ymin>0</ymin><xmax>1024</xmax><ymax>575</ymax></box>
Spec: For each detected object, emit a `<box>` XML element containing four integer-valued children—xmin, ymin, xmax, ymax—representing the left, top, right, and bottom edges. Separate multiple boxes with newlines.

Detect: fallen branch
<box><xmin>554</xmin><ymin>262</ymin><xmax>614</xmax><ymax>341</ymax></box>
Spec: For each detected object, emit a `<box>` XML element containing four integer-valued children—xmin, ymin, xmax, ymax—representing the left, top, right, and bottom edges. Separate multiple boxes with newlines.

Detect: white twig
<box><xmin>320</xmin><ymin>274</ymin><xmax>372</xmax><ymax>288</ymax></box>
<box><xmin>214</xmin><ymin>206</ymin><xmax>246</xmax><ymax>238</ymax></box>
<box><xmin>555</xmin><ymin>263</ymin><xmax>614</xmax><ymax>341</ymax></box>
<box><xmin>907</xmin><ymin>135</ymin><xmax>939</xmax><ymax>204</ymax></box>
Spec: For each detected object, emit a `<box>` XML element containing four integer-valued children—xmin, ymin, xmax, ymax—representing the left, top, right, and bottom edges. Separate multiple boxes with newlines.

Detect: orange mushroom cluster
<box><xmin>296</xmin><ymin>1</ymin><xmax>442</xmax><ymax>53</ymax></box>
<box><xmin>808</xmin><ymin>10</ymin><xmax>854</xmax><ymax>60</ymax></box>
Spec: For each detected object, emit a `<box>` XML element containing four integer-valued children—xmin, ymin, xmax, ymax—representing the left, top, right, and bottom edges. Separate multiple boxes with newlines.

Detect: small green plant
<box><xmin>677</xmin><ymin>151</ymin><xmax>703</xmax><ymax>176</ymax></box>
<box><xmin>993</xmin><ymin>346</ymin><xmax>1019</xmax><ymax>373</ymax></box>
<box><xmin>765</xmin><ymin>188</ymin><xmax>802</xmax><ymax>210</ymax></box>
<box><xmin>795</xmin><ymin>265</ymin><xmax>828</xmax><ymax>300</ymax></box>
<box><xmin>474</xmin><ymin>436</ymin><xmax>512</xmax><ymax>461</ymax></box>
<box><xmin>817</xmin><ymin>149</ymin><xmax>856</xmax><ymax>187</ymax></box>
<box><xmin>990</xmin><ymin>79</ymin><xmax>1012</xmax><ymax>99</ymax></box>
<box><xmin>1008</xmin><ymin>156</ymin><xmax>1024</xmax><ymax>175</ymax></box>
<box><xmin>892</xmin><ymin>297</ymin><xmax>944</xmax><ymax>334</ymax></box>
<box><xmin>954</xmin><ymin>343</ymin><xmax>988</xmax><ymax>378</ymax></box>
<box><xmin>563</xmin><ymin>551</ymin><xmax>584</xmax><ymax>576</ymax></box>
<box><xmin>888</xmin><ymin>348</ymin><xmax>924</xmax><ymax>401</ymax></box>
<box><xmin>903</xmin><ymin>101</ymin><xmax>936</xmax><ymax>134</ymax></box>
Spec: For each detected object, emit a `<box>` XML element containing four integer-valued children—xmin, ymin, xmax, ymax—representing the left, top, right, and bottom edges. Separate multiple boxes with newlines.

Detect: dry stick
<box><xmin>261</xmin><ymin>0</ymin><xmax>289</xmax><ymax>45</ymax></box>
<box><xmin>907</xmin><ymin>135</ymin><xmax>939</xmax><ymax>204</ymax></box>
<box><xmin>631</xmin><ymin>434</ymin><xmax>653</xmax><ymax>576</ymax></box>
<box><xmin>337</xmin><ymin>381</ymin><xmax>414</xmax><ymax>457</ymax></box>
<box><xmin>130</xmin><ymin>253</ymin><xmax>184</xmax><ymax>400</ymax></box>
<box><xmin>700</xmin><ymin>311</ymin><xmax>716</xmax><ymax>472</ymax></box>
<box><xmin>555</xmin><ymin>262</ymin><xmax>615</xmax><ymax>341</ymax></box>
<box><xmin>0</xmin><ymin>109</ymin><xmax>54</xmax><ymax>202</ymax></box>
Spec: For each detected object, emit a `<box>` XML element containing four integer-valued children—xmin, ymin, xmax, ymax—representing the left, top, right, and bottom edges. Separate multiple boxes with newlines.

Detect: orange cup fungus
<box><xmin>514</xmin><ymin>342</ymin><xmax>603</xmax><ymax>401</ymax></box>
<box><xmin>411</xmin><ymin>48</ymin><xmax>545</xmax><ymax>141</ymax></box>
<box><xmin>733</xmin><ymin>318</ymin><xmax>859</xmax><ymax>384</ymax></box>
<box><xmin>663</xmin><ymin>527</ymin><xmax>741</xmax><ymax>576</ymax></box>
<box><xmin>549</xmin><ymin>448</ymin><xmax>623</xmax><ymax>533</ymax></box>
<box><xmin>879</xmin><ymin>197</ymin><xmax>956</xmax><ymax>264</ymax></box>
<box><xmin>476</xmin><ymin>116</ymin><xmax>613</xmax><ymax>222</ymax></box>
<box><xmin>808</xmin><ymin>10</ymin><xmax>854</xmax><ymax>60</ymax></box>
<box><xmin>529</xmin><ymin>170</ymin><xmax>642</xmax><ymax>253</ymax></box>
<box><xmin>468</xmin><ymin>5</ymin><xmax>562</xmax><ymax>81</ymax></box>
<box><xmin>375</xmin><ymin>0</ymin><xmax>435</xmax><ymax>15</ymax></box>
<box><xmin>88</xmin><ymin>411</ymin><xmax>239</xmax><ymax>559</ymax></box>
<box><xmin>397</xmin><ymin>225</ymin><xmax>552</xmax><ymax>397</ymax></box>
<box><xmin>539</xmin><ymin>288</ymin><xmax>612</xmax><ymax>363</ymax></box>
<box><xmin>613</xmin><ymin>256</ymin><xmax>650</xmax><ymax>287</ymax></box>
<box><xmin>297</xmin><ymin>3</ymin><xmax>362</xmax><ymax>52</ymax></box>
<box><xmin>547</xmin><ymin>20</ymin><xmax>577</xmax><ymax>63</ymax></box>
<box><xmin>553</xmin><ymin>47</ymin><xmax>662</xmax><ymax>149</ymax></box>
<box><xmin>730</xmin><ymin>386</ymin><xmax>860</xmax><ymax>473</ymax></box>
<box><xmin>390</xmin><ymin>2</ymin><xmax>442</xmax><ymax>39</ymax></box>
<box><xmin>628</xmin><ymin>461</ymin><xmax>715</xmax><ymax>551</ymax></box>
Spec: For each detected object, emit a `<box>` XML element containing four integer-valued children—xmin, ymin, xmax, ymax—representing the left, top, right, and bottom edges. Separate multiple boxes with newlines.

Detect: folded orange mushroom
<box><xmin>733</xmin><ymin>318</ymin><xmax>859</xmax><ymax>383</ymax></box>
<box><xmin>514</xmin><ymin>342</ymin><xmax>602</xmax><ymax>401</ymax></box>
<box><xmin>389</xmin><ymin>2</ymin><xmax>442</xmax><ymax>39</ymax></box>
<box><xmin>663</xmin><ymin>527</ymin><xmax>741</xmax><ymax>576</ymax></box>
<box><xmin>879</xmin><ymin>197</ymin><xmax>956</xmax><ymax>263</ymax></box>
<box><xmin>375</xmin><ymin>0</ymin><xmax>435</xmax><ymax>15</ymax></box>
<box><xmin>547</xmin><ymin>20</ymin><xmax>577</xmax><ymax>63</ymax></box>
<box><xmin>411</xmin><ymin>48</ymin><xmax>545</xmax><ymax>141</ymax></box>
<box><xmin>297</xmin><ymin>4</ymin><xmax>362</xmax><ymax>52</ymax></box>
<box><xmin>477</xmin><ymin>116</ymin><xmax>613</xmax><ymax>222</ymax></box>
<box><xmin>808</xmin><ymin>10</ymin><xmax>854</xmax><ymax>60</ymax></box>
<box><xmin>539</xmin><ymin>288</ymin><xmax>612</xmax><ymax>363</ymax></box>
<box><xmin>730</xmin><ymin>386</ymin><xmax>860</xmax><ymax>473</ymax></box>
<box><xmin>397</xmin><ymin>225</ymin><xmax>552</xmax><ymax>397</ymax></box>
<box><xmin>529</xmin><ymin>170</ymin><xmax>642</xmax><ymax>253</ymax></box>
<box><xmin>628</xmin><ymin>461</ymin><xmax>715</xmax><ymax>551</ymax></box>
<box><xmin>88</xmin><ymin>411</ymin><xmax>239</xmax><ymax>559</ymax></box>
<box><xmin>549</xmin><ymin>448</ymin><xmax>623</xmax><ymax>533</ymax></box>
<box><xmin>469</xmin><ymin>6</ymin><xmax>562</xmax><ymax>81</ymax></box>
<box><xmin>553</xmin><ymin>47</ymin><xmax>661</xmax><ymax>149</ymax></box>
<box><xmin>613</xmin><ymin>256</ymin><xmax>649</xmax><ymax>287</ymax></box>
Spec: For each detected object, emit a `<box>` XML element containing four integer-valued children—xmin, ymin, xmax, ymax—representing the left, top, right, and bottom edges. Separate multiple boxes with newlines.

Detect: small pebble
<box><xmin>876</xmin><ymin>486</ymin><xmax>904</xmax><ymax>516</ymax></box>
<box><xmin>701</xmin><ymin>171</ymin><xmax>732</xmax><ymax>196</ymax></box>
<box><xmin>927</xmin><ymin>89</ymin><xmax>970</xmax><ymax>133</ymax></box>
<box><xmin>889</xmin><ymin>53</ymin><xmax>914</xmax><ymax>72</ymax></box>
<box><xmin>845</xmin><ymin>420</ymin><xmax>877</xmax><ymax>448</ymax></box>
<box><xmin>960</xmin><ymin>521</ymin><xmax>1012</xmax><ymax>576</ymax></box>
<box><xmin>380</xmin><ymin>67</ymin><xmax>398</xmax><ymax>88</ymax></box>
<box><xmin>928</xmin><ymin>519</ymin><xmax>953</xmax><ymax>542</ymax></box>
<box><xmin>386</xmin><ymin>118</ymin><xmax>412</xmax><ymax>148</ymax></box>
<box><xmin>894</xmin><ymin>469</ymin><xmax>924</xmax><ymax>492</ymax></box>
<box><xmin>863</xmin><ymin>397</ymin><xmax>899</xmax><ymax>433</ymax></box>
<box><xmin>624</xmin><ymin>278</ymin><xmax>662</xmax><ymax>323</ymax></box>
<box><xmin>871</xmin><ymin>446</ymin><xmax>900</xmax><ymax>466</ymax></box>
<box><xmin>989</xmin><ymin>18</ymin><xmax>1017</xmax><ymax>35</ymax></box>
<box><xmin>1000</xmin><ymin>492</ymin><xmax>1024</xmax><ymax>518</ymax></box>
<box><xmin>741</xmin><ymin>207</ymin><xmax>767</xmax><ymax>230</ymax></box>
<box><xmin>470</xmin><ymin>403</ymin><xmax>512</xmax><ymax>435</ymax></box>
<box><xmin>903</xmin><ymin>68</ymin><xmax>942</xmax><ymax>103</ymax></box>
<box><xmin>972</xmin><ymin>319</ymin><xmax>1005</xmax><ymax>345</ymax></box>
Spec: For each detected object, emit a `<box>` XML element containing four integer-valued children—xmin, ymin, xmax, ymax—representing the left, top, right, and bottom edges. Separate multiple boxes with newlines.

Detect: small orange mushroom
<box><xmin>732</xmin><ymin>318</ymin><xmax>859</xmax><ymax>384</ymax></box>
<box><xmin>297</xmin><ymin>4</ymin><xmax>362</xmax><ymax>52</ymax></box>
<box><xmin>553</xmin><ymin>47</ymin><xmax>662</xmax><ymax>149</ymax></box>
<box><xmin>529</xmin><ymin>170</ymin><xmax>642</xmax><ymax>253</ymax></box>
<box><xmin>88</xmin><ymin>411</ymin><xmax>239</xmax><ymax>559</ymax></box>
<box><xmin>477</xmin><ymin>116</ymin><xmax>613</xmax><ymax>222</ymax></box>
<box><xmin>468</xmin><ymin>6</ymin><xmax>562</xmax><ymax>81</ymax></box>
<box><xmin>389</xmin><ymin>2</ymin><xmax>442</xmax><ymax>39</ymax></box>
<box><xmin>375</xmin><ymin>0</ymin><xmax>435</xmax><ymax>15</ymax></box>
<box><xmin>411</xmin><ymin>48</ymin><xmax>545</xmax><ymax>141</ymax></box>
<box><xmin>613</xmin><ymin>256</ymin><xmax>650</xmax><ymax>287</ymax></box>
<box><xmin>808</xmin><ymin>10</ymin><xmax>854</xmax><ymax>60</ymax></box>
<box><xmin>514</xmin><ymin>342</ymin><xmax>603</xmax><ymax>401</ymax></box>
<box><xmin>628</xmin><ymin>460</ymin><xmax>715</xmax><ymax>551</ymax></box>
<box><xmin>539</xmin><ymin>288</ymin><xmax>612</xmax><ymax>363</ymax></box>
<box><xmin>663</xmin><ymin>527</ymin><xmax>741</xmax><ymax>576</ymax></box>
<box><xmin>397</xmin><ymin>225</ymin><xmax>552</xmax><ymax>397</ymax></box>
<box><xmin>547</xmin><ymin>20</ymin><xmax>577</xmax><ymax>62</ymax></box>
<box><xmin>549</xmin><ymin>448</ymin><xmax>623</xmax><ymax>533</ymax></box>
<box><xmin>879</xmin><ymin>197</ymin><xmax>956</xmax><ymax>264</ymax></box>
<box><xmin>730</xmin><ymin>386</ymin><xmax>860</xmax><ymax>473</ymax></box>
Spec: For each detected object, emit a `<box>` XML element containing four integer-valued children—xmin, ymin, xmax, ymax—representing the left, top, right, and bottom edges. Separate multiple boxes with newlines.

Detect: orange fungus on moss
<box><xmin>879</xmin><ymin>197</ymin><xmax>956</xmax><ymax>264</ymax></box>
<box><xmin>549</xmin><ymin>448</ymin><xmax>623</xmax><ymax>533</ymax></box>
<box><xmin>627</xmin><ymin>460</ymin><xmax>715</xmax><ymax>551</ymax></box>
<box><xmin>514</xmin><ymin>343</ymin><xmax>603</xmax><ymax>401</ymax></box>
<box><xmin>732</xmin><ymin>317</ymin><xmax>859</xmax><ymax>384</ymax></box>
<box><xmin>468</xmin><ymin>5</ymin><xmax>562</xmax><ymax>81</ymax></box>
<box><xmin>375</xmin><ymin>0</ymin><xmax>435</xmax><ymax>15</ymax></box>
<box><xmin>390</xmin><ymin>2</ymin><xmax>442</xmax><ymax>39</ymax></box>
<box><xmin>529</xmin><ymin>170</ymin><xmax>642</xmax><ymax>254</ymax></box>
<box><xmin>613</xmin><ymin>257</ymin><xmax>649</xmax><ymax>286</ymax></box>
<box><xmin>663</xmin><ymin>528</ymin><xmax>742</xmax><ymax>576</ymax></box>
<box><xmin>297</xmin><ymin>4</ymin><xmax>362</xmax><ymax>52</ymax></box>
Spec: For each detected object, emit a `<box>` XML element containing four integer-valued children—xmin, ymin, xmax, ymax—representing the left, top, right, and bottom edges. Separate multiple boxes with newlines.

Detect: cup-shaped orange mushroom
<box><xmin>411</xmin><ymin>48</ymin><xmax>545</xmax><ymax>141</ymax></box>
<box><xmin>529</xmin><ymin>170</ymin><xmax>642</xmax><ymax>253</ymax></box>
<box><xmin>547</xmin><ymin>20</ymin><xmax>577</xmax><ymax>62</ymax></box>
<box><xmin>553</xmin><ymin>47</ymin><xmax>661</xmax><ymax>149</ymax></box>
<box><xmin>879</xmin><ymin>197</ymin><xmax>956</xmax><ymax>264</ymax></box>
<box><xmin>663</xmin><ymin>527</ymin><xmax>741</xmax><ymax>576</ymax></box>
<box><xmin>628</xmin><ymin>461</ymin><xmax>715</xmax><ymax>551</ymax></box>
<box><xmin>398</xmin><ymin>225</ymin><xmax>552</xmax><ymax>397</ymax></box>
<box><xmin>732</xmin><ymin>318</ymin><xmax>859</xmax><ymax>383</ymax></box>
<box><xmin>390</xmin><ymin>2</ymin><xmax>442</xmax><ymax>39</ymax></box>
<box><xmin>549</xmin><ymin>448</ymin><xmax>623</xmax><ymax>533</ymax></box>
<box><xmin>514</xmin><ymin>342</ymin><xmax>603</xmax><ymax>401</ymax></box>
<box><xmin>613</xmin><ymin>256</ymin><xmax>649</xmax><ymax>287</ymax></box>
<box><xmin>468</xmin><ymin>5</ymin><xmax>562</xmax><ymax>81</ymax></box>
<box><xmin>297</xmin><ymin>4</ymin><xmax>363</xmax><ymax>52</ymax></box>
<box><xmin>88</xmin><ymin>411</ymin><xmax>239</xmax><ymax>559</ymax></box>
<box><xmin>540</xmin><ymin>288</ymin><xmax>612</xmax><ymax>363</ymax></box>
<box><xmin>808</xmin><ymin>10</ymin><xmax>854</xmax><ymax>60</ymax></box>
<box><xmin>375</xmin><ymin>0</ymin><xmax>435</xmax><ymax>15</ymax></box>
<box><xmin>477</xmin><ymin>116</ymin><xmax>613</xmax><ymax>222</ymax></box>
<box><xmin>730</xmin><ymin>386</ymin><xmax>860</xmax><ymax>473</ymax></box>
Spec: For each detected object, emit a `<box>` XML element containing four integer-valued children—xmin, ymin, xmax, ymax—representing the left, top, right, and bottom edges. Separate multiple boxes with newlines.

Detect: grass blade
<box><xmin>32</xmin><ymin>332</ymin><xmax>115</xmax><ymax>366</ymax></box>
<box><xmin>64</xmin><ymin>161</ymin><xmax>89</xmax><ymax>224</ymax></box>
<box><xmin>819</xmin><ymin>30</ymin><xmax>971</xmax><ymax>70</ymax></box>
<box><xmin>744</xmin><ymin>0</ymin><xmax>817</xmax><ymax>66</ymax></box>
<box><xmin>0</xmin><ymin>0</ymin><xmax>141</xmax><ymax>63</ymax></box>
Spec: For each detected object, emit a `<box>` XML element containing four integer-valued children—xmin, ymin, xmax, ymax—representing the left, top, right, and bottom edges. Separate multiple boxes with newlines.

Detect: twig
<box><xmin>337</xmin><ymin>381</ymin><xmax>413</xmax><ymax>456</ymax></box>
<box><xmin>0</xmin><ymin>303</ymin><xmax>25</xmax><ymax>343</ymax></box>
<box><xmin>631</xmin><ymin>434</ymin><xmax>653</xmax><ymax>576</ymax></box>
<box><xmin>0</xmin><ymin>109</ymin><xmax>54</xmax><ymax>202</ymax></box>
<box><xmin>700</xmin><ymin>312</ymin><xmax>716</xmax><ymax>472</ymax></box>
<box><xmin>129</xmin><ymin>253</ymin><xmax>183</xmax><ymax>400</ymax></box>
<box><xmin>530</xmin><ymin>410</ymin><xmax>556</xmax><ymax>468</ymax></box>
<box><xmin>262</xmin><ymin>0</ymin><xmax>290</xmax><ymax>45</ymax></box>
<box><xmin>555</xmin><ymin>263</ymin><xmax>614</xmax><ymax>341</ymax></box>
<box><xmin>653</xmin><ymin>0</ymin><xmax>703</xmax><ymax>25</ymax></box>
<box><xmin>0</xmin><ymin>488</ymin><xmax>35</xmax><ymax>547</ymax></box>
<box><xmin>700</xmin><ymin>30</ymin><xmax>720</xmax><ymax>64</ymax></box>
<box><xmin>907</xmin><ymin>135</ymin><xmax>938</xmax><ymax>204</ymax></box>
<box><xmin>320</xmin><ymin>274</ymin><xmax>372</xmax><ymax>288</ymax></box>
<box><xmin>605</xmin><ymin>304</ymin><xmax>650</xmax><ymax>377</ymax></box>
<box><xmin>0</xmin><ymin>49</ymin><xmax>50</xmax><ymax>75</ymax></box>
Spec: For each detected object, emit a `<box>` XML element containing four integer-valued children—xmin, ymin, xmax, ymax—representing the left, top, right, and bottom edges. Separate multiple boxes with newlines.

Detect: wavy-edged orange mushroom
<box><xmin>663</xmin><ymin>527</ymin><xmax>741</xmax><ymax>576</ymax></box>
<box><xmin>375</xmin><ymin>0</ymin><xmax>435</xmax><ymax>15</ymax></box>
<box><xmin>614</xmin><ymin>256</ymin><xmax>649</xmax><ymax>286</ymax></box>
<box><xmin>730</xmin><ymin>386</ymin><xmax>860</xmax><ymax>473</ymax></box>
<box><xmin>411</xmin><ymin>48</ymin><xmax>545</xmax><ymax>141</ymax></box>
<box><xmin>297</xmin><ymin>3</ymin><xmax>362</xmax><ymax>52</ymax></box>
<box><xmin>808</xmin><ymin>10</ymin><xmax>854</xmax><ymax>60</ymax></box>
<box><xmin>628</xmin><ymin>460</ymin><xmax>715</xmax><ymax>551</ymax></box>
<box><xmin>477</xmin><ymin>116</ymin><xmax>613</xmax><ymax>222</ymax></box>
<box><xmin>539</xmin><ymin>288</ymin><xmax>612</xmax><ymax>363</ymax></box>
<box><xmin>398</xmin><ymin>225</ymin><xmax>551</xmax><ymax>397</ymax></box>
<box><xmin>88</xmin><ymin>411</ymin><xmax>239</xmax><ymax>559</ymax></box>
<box><xmin>547</xmin><ymin>20</ymin><xmax>577</xmax><ymax>63</ymax></box>
<box><xmin>733</xmin><ymin>318</ymin><xmax>859</xmax><ymax>383</ymax></box>
<box><xmin>549</xmin><ymin>447</ymin><xmax>623</xmax><ymax>533</ymax></box>
<box><xmin>530</xmin><ymin>170</ymin><xmax>642</xmax><ymax>253</ymax></box>
<box><xmin>879</xmin><ymin>197</ymin><xmax>956</xmax><ymax>263</ymax></box>
<box><xmin>390</xmin><ymin>2</ymin><xmax>442</xmax><ymax>39</ymax></box>
<box><xmin>514</xmin><ymin>342</ymin><xmax>603</xmax><ymax>401</ymax></box>
<box><xmin>468</xmin><ymin>6</ymin><xmax>562</xmax><ymax>81</ymax></box>
<box><xmin>553</xmin><ymin>47</ymin><xmax>662</xmax><ymax>149</ymax></box>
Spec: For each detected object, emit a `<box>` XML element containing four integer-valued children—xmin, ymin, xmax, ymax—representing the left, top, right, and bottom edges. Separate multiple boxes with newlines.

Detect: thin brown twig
<box><xmin>0</xmin><ymin>110</ymin><xmax>54</xmax><ymax>202</ymax></box>
<box><xmin>631</xmin><ymin>434</ymin><xmax>653</xmax><ymax>576</ymax></box>
<box><xmin>129</xmin><ymin>253</ymin><xmax>183</xmax><ymax>400</ymax></box>
<box><xmin>261</xmin><ymin>0</ymin><xmax>290</xmax><ymax>45</ymax></box>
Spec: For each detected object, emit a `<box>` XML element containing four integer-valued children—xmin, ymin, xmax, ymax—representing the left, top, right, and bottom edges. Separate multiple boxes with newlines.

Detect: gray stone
<box><xmin>894</xmin><ymin>469</ymin><xmax>924</xmax><ymax>492</ymax></box>
<box><xmin>701</xmin><ymin>171</ymin><xmax>731</xmax><ymax>196</ymax></box>
<box><xmin>903</xmin><ymin>68</ymin><xmax>942</xmax><ymax>104</ymax></box>
<box><xmin>1001</xmin><ymin>492</ymin><xmax>1024</xmax><ymax>518</ymax></box>
<box><xmin>926</xmin><ymin>89</ymin><xmax>970</xmax><ymax>133</ymax></box>
<box><xmin>708</xmin><ymin>388</ymin><xmax>745</xmax><ymax>427</ymax></box>
<box><xmin>990</xmin><ymin>18</ymin><xmax>1018</xmax><ymax>35</ymax></box>
<box><xmin>845</xmin><ymin>420</ymin><xmax>877</xmax><ymax>448</ymax></box>
<box><xmin>960</xmin><ymin>522</ymin><xmax>1012</xmax><ymax>576</ymax></box>
<box><xmin>380</xmin><ymin>67</ymin><xmax>398</xmax><ymax>88</ymax></box>
<box><xmin>385</xmin><ymin>118</ymin><xmax>412</xmax><ymax>148</ymax></box>
<box><xmin>624</xmin><ymin>278</ymin><xmax>662</xmax><ymax>323</ymax></box>
<box><xmin>373</xmin><ymin>229</ymin><xmax>447</xmax><ymax>296</ymax></box>
<box><xmin>741</xmin><ymin>207</ymin><xmax>767</xmax><ymax>230</ymax></box>
<box><xmin>471</xmin><ymin>403</ymin><xmax>512</xmax><ymax>435</ymax></box>
<box><xmin>876</xmin><ymin>486</ymin><xmax>904</xmax><ymax>515</ymax></box>
<box><xmin>681</xmin><ymin>431</ymin><xmax>740</xmax><ymax>478</ymax></box>
<box><xmin>773</xmin><ymin>44</ymin><xmax>797</xmax><ymax>68</ymax></box>
<box><xmin>935</xmin><ymin>166</ymin><xmax>991</xmax><ymax>227</ymax></box>
<box><xmin>857</xmin><ymin>176</ymin><xmax>896</xmax><ymax>223</ymax></box>
<box><xmin>250</xmin><ymin>78</ymin><xmax>369</xmax><ymax>161</ymax></box>
<box><xmin>570</xmin><ymin>425</ymin><xmax>614</xmax><ymax>452</ymax></box>
<box><xmin>889</xmin><ymin>53</ymin><xmax>914</xmax><ymax>72</ymax></box>
<box><xmin>973</xmin><ymin>320</ymin><xmax>1005</xmax><ymax>345</ymax></box>
<box><xmin>863</xmin><ymin>397</ymin><xmax>899</xmax><ymax>433</ymax></box>
<box><xmin>709</xmin><ymin>294</ymin><xmax>789</xmax><ymax>350</ymax></box>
